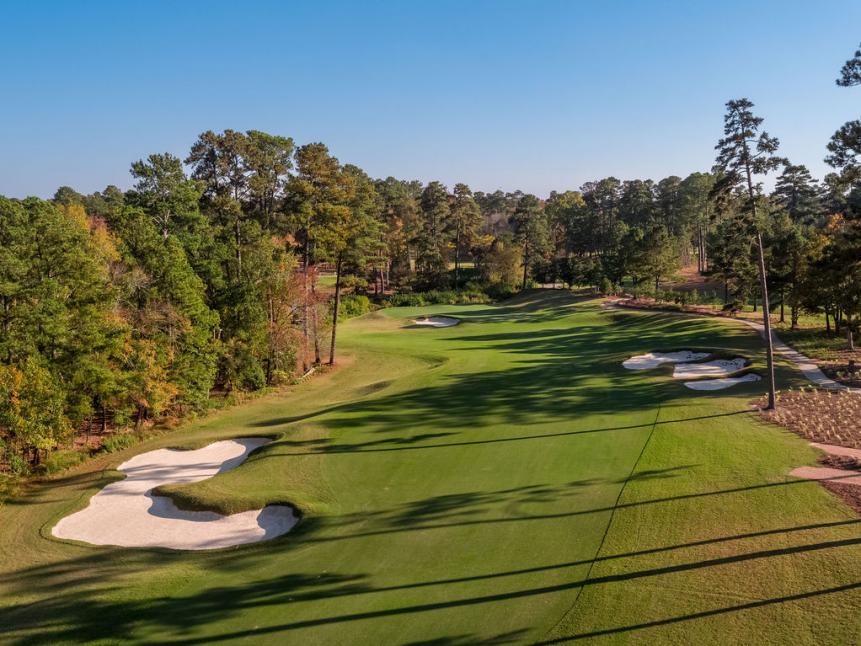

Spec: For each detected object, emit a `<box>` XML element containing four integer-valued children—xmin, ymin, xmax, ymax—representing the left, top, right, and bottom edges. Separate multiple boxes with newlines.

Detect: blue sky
<box><xmin>2</xmin><ymin>0</ymin><xmax>859</xmax><ymax>198</ymax></box>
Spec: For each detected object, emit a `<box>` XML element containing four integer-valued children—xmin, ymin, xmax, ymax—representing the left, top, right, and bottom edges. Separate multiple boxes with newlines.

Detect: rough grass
<box><xmin>0</xmin><ymin>292</ymin><xmax>860</xmax><ymax>644</ymax></box>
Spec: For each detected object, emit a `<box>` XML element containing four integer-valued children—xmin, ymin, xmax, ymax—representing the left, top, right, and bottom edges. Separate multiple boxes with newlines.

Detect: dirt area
<box><xmin>758</xmin><ymin>389</ymin><xmax>861</xmax><ymax>449</ymax></box>
<box><xmin>667</xmin><ymin>265</ymin><xmax>724</xmax><ymax>293</ymax></box>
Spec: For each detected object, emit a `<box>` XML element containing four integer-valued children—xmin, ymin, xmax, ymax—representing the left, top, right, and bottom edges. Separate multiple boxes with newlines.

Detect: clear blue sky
<box><xmin>2</xmin><ymin>0</ymin><xmax>859</xmax><ymax>198</ymax></box>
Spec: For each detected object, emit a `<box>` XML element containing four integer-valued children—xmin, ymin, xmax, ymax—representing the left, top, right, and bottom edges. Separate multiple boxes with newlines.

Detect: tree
<box><xmin>416</xmin><ymin>181</ymin><xmax>452</xmax><ymax>287</ymax></box>
<box><xmin>243</xmin><ymin>130</ymin><xmax>294</xmax><ymax>230</ymax></box>
<box><xmin>545</xmin><ymin>190</ymin><xmax>586</xmax><ymax>256</ymax></box>
<box><xmin>633</xmin><ymin>224</ymin><xmax>679</xmax><ymax>292</ymax></box>
<box><xmin>826</xmin><ymin>43</ymin><xmax>861</xmax><ymax>182</ymax></box>
<box><xmin>510</xmin><ymin>194</ymin><xmax>550</xmax><ymax>289</ymax></box>
<box><xmin>0</xmin><ymin>358</ymin><xmax>70</xmax><ymax>468</ymax></box>
<box><xmin>773</xmin><ymin>163</ymin><xmax>822</xmax><ymax>225</ymax></box>
<box><xmin>449</xmin><ymin>184</ymin><xmax>482</xmax><ymax>288</ymax></box>
<box><xmin>374</xmin><ymin>177</ymin><xmax>423</xmax><ymax>283</ymax></box>
<box><xmin>128</xmin><ymin>153</ymin><xmax>205</xmax><ymax>239</ymax></box>
<box><xmin>111</xmin><ymin>206</ymin><xmax>219</xmax><ymax>407</ymax></box>
<box><xmin>712</xmin><ymin>98</ymin><xmax>784</xmax><ymax>410</ymax></box>
<box><xmin>287</xmin><ymin>143</ymin><xmax>346</xmax><ymax>369</ymax></box>
<box><xmin>824</xmin><ymin>43</ymin><xmax>861</xmax><ymax>350</ymax></box>
<box><xmin>322</xmin><ymin>165</ymin><xmax>380</xmax><ymax>365</ymax></box>
<box><xmin>678</xmin><ymin>173</ymin><xmax>716</xmax><ymax>272</ymax></box>
<box><xmin>186</xmin><ymin>130</ymin><xmax>250</xmax><ymax>273</ymax></box>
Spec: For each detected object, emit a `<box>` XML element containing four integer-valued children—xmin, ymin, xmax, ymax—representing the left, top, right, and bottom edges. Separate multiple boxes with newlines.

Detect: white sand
<box><xmin>413</xmin><ymin>316</ymin><xmax>460</xmax><ymax>328</ymax></box>
<box><xmin>52</xmin><ymin>438</ymin><xmax>297</xmax><ymax>550</ymax></box>
<box><xmin>683</xmin><ymin>373</ymin><xmax>761</xmax><ymax>391</ymax></box>
<box><xmin>622</xmin><ymin>351</ymin><xmax>710</xmax><ymax>370</ymax></box>
<box><xmin>672</xmin><ymin>357</ymin><xmax>747</xmax><ymax>379</ymax></box>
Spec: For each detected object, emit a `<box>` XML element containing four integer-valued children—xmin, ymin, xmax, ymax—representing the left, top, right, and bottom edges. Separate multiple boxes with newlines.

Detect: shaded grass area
<box><xmin>0</xmin><ymin>292</ymin><xmax>859</xmax><ymax>644</ymax></box>
<box><xmin>778</xmin><ymin>327</ymin><xmax>859</xmax><ymax>362</ymax></box>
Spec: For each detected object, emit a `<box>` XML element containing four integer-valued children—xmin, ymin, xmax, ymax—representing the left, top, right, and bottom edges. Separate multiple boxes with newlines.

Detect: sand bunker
<box><xmin>52</xmin><ymin>438</ymin><xmax>297</xmax><ymax>550</ymax></box>
<box><xmin>683</xmin><ymin>373</ymin><xmax>761</xmax><ymax>391</ymax></box>
<box><xmin>413</xmin><ymin>316</ymin><xmax>460</xmax><ymax>328</ymax></box>
<box><xmin>672</xmin><ymin>357</ymin><xmax>747</xmax><ymax>380</ymax></box>
<box><xmin>622</xmin><ymin>351</ymin><xmax>710</xmax><ymax>370</ymax></box>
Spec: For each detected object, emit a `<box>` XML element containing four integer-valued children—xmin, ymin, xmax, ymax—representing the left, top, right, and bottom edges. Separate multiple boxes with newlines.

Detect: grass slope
<box><xmin>0</xmin><ymin>291</ymin><xmax>859</xmax><ymax>645</ymax></box>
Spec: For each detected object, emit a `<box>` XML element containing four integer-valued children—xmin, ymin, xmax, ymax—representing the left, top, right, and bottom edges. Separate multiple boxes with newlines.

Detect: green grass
<box><xmin>1</xmin><ymin>291</ymin><xmax>860</xmax><ymax>644</ymax></box>
<box><xmin>777</xmin><ymin>327</ymin><xmax>856</xmax><ymax>362</ymax></box>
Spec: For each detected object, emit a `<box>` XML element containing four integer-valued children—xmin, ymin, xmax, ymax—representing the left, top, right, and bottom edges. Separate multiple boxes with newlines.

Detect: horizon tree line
<box><xmin>1</xmin><ymin>42</ymin><xmax>860</xmax><ymax>469</ymax></box>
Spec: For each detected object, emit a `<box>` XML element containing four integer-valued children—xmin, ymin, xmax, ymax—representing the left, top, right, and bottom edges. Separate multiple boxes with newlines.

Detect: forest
<box><xmin>1</xmin><ymin>47</ymin><xmax>859</xmax><ymax>475</ymax></box>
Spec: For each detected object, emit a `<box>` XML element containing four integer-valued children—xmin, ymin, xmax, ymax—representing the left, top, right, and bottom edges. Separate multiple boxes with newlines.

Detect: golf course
<box><xmin>2</xmin><ymin>291</ymin><xmax>860</xmax><ymax>644</ymax></box>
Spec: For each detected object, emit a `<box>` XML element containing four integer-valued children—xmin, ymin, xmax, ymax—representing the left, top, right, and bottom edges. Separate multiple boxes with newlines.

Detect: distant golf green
<box><xmin>1</xmin><ymin>291</ymin><xmax>859</xmax><ymax>644</ymax></box>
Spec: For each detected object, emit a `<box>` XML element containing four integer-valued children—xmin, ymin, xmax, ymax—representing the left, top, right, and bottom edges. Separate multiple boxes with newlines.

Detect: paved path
<box><xmin>606</xmin><ymin>299</ymin><xmax>860</xmax><ymax>393</ymax></box>
<box><xmin>734</xmin><ymin>317</ymin><xmax>860</xmax><ymax>393</ymax></box>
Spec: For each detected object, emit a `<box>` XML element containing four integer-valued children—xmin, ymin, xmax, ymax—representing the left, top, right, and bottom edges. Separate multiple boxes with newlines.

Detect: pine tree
<box><xmin>712</xmin><ymin>99</ymin><xmax>785</xmax><ymax>410</ymax></box>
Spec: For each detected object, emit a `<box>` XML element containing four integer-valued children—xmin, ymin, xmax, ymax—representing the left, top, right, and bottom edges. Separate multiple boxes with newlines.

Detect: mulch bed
<box><xmin>757</xmin><ymin>389</ymin><xmax>861</xmax><ymax>449</ymax></box>
<box><xmin>820</xmin><ymin>454</ymin><xmax>861</xmax><ymax>471</ymax></box>
<box><xmin>757</xmin><ymin>389</ymin><xmax>861</xmax><ymax>515</ymax></box>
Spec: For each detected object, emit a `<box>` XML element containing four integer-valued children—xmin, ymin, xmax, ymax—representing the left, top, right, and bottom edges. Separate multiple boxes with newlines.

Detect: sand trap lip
<box><xmin>683</xmin><ymin>373</ymin><xmax>761</xmax><ymax>390</ymax></box>
<box><xmin>52</xmin><ymin>438</ymin><xmax>297</xmax><ymax>550</ymax></box>
<box><xmin>672</xmin><ymin>357</ymin><xmax>747</xmax><ymax>380</ymax></box>
<box><xmin>622</xmin><ymin>351</ymin><xmax>710</xmax><ymax>370</ymax></box>
<box><xmin>412</xmin><ymin>316</ymin><xmax>460</xmax><ymax>328</ymax></box>
<box><xmin>790</xmin><ymin>466</ymin><xmax>861</xmax><ymax>486</ymax></box>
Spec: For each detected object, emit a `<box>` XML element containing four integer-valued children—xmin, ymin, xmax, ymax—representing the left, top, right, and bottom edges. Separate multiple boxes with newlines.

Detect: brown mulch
<box><xmin>757</xmin><ymin>389</ymin><xmax>861</xmax><ymax>449</ymax></box>
<box><xmin>821</xmin><ymin>363</ymin><xmax>861</xmax><ymax>389</ymax></box>
<box><xmin>820</xmin><ymin>454</ymin><xmax>861</xmax><ymax>471</ymax></box>
<box><xmin>757</xmin><ymin>388</ymin><xmax>861</xmax><ymax>515</ymax></box>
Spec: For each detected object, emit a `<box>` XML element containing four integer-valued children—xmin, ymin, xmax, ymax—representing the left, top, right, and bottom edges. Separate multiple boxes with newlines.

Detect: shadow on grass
<box><xmin>0</xmin><ymin>292</ymin><xmax>832</xmax><ymax>644</ymax></box>
<box><xmin>4</xmin><ymin>519</ymin><xmax>859</xmax><ymax>644</ymax></box>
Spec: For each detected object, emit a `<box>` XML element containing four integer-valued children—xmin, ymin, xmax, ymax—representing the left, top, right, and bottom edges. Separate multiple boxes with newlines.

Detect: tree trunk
<box><xmin>521</xmin><ymin>241</ymin><xmax>529</xmax><ymax>290</ymax></box>
<box><xmin>235</xmin><ymin>216</ymin><xmax>242</xmax><ymax>276</ymax></box>
<box><xmin>825</xmin><ymin>307</ymin><xmax>831</xmax><ymax>336</ymax></box>
<box><xmin>454</xmin><ymin>229</ymin><xmax>461</xmax><ymax>289</ymax></box>
<box><xmin>301</xmin><ymin>241</ymin><xmax>309</xmax><ymax>372</ymax></box>
<box><xmin>791</xmin><ymin>305</ymin><xmax>799</xmax><ymax>330</ymax></box>
<box><xmin>329</xmin><ymin>255</ymin><xmax>343</xmax><ymax>366</ymax></box>
<box><xmin>849</xmin><ymin>312</ymin><xmax>856</xmax><ymax>352</ymax></box>
<box><xmin>742</xmin><ymin>147</ymin><xmax>776</xmax><ymax>409</ymax></box>
<box><xmin>755</xmin><ymin>231</ymin><xmax>776</xmax><ymax>410</ymax></box>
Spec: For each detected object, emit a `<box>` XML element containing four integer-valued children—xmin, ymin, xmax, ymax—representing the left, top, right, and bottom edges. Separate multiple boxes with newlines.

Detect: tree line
<box><xmin>1</xmin><ymin>43</ymin><xmax>860</xmax><ymax>470</ymax></box>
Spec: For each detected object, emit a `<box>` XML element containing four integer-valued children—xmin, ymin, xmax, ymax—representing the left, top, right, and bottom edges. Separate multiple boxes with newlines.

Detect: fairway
<box><xmin>1</xmin><ymin>292</ymin><xmax>860</xmax><ymax>644</ymax></box>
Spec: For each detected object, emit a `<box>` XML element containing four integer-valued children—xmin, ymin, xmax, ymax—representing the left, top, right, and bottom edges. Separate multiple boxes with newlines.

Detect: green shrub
<box><xmin>6</xmin><ymin>451</ymin><xmax>29</xmax><ymax>476</ymax></box>
<box><xmin>385</xmin><ymin>289</ymin><xmax>493</xmax><ymax>308</ymax></box>
<box><xmin>338</xmin><ymin>294</ymin><xmax>371</xmax><ymax>321</ymax></box>
<box><xmin>101</xmin><ymin>432</ymin><xmax>141</xmax><ymax>454</ymax></box>
<box><xmin>41</xmin><ymin>449</ymin><xmax>87</xmax><ymax>474</ymax></box>
<box><xmin>599</xmin><ymin>277</ymin><xmax>614</xmax><ymax>296</ymax></box>
<box><xmin>387</xmin><ymin>293</ymin><xmax>427</xmax><ymax>307</ymax></box>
